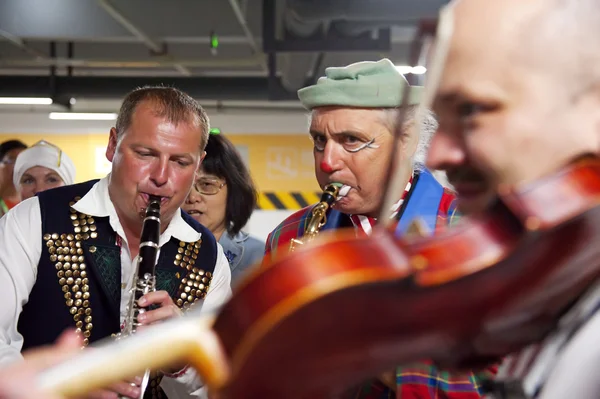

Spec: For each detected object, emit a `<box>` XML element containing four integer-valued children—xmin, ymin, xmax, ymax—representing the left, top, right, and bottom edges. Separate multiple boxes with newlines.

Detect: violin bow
<box><xmin>377</xmin><ymin>4</ymin><xmax>456</xmax><ymax>228</ymax></box>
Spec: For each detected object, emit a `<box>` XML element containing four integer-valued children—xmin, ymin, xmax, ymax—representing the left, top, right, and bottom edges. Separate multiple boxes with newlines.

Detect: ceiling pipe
<box><xmin>96</xmin><ymin>0</ymin><xmax>192</xmax><ymax>76</ymax></box>
<box><xmin>228</xmin><ymin>0</ymin><xmax>268</xmax><ymax>72</ymax></box>
<box><xmin>0</xmin><ymin>55</ymin><xmax>266</xmax><ymax>69</ymax></box>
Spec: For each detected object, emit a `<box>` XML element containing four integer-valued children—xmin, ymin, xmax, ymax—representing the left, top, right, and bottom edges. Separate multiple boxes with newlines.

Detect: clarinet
<box><xmin>115</xmin><ymin>195</ymin><xmax>161</xmax><ymax>399</ymax></box>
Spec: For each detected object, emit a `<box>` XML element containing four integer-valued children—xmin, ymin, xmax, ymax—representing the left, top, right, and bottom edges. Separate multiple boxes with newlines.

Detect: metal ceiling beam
<box><xmin>228</xmin><ymin>0</ymin><xmax>267</xmax><ymax>72</ymax></box>
<box><xmin>0</xmin><ymin>75</ymin><xmax>297</xmax><ymax>101</ymax></box>
<box><xmin>96</xmin><ymin>0</ymin><xmax>191</xmax><ymax>76</ymax></box>
<box><xmin>0</xmin><ymin>29</ymin><xmax>47</xmax><ymax>59</ymax></box>
<box><xmin>0</xmin><ymin>55</ymin><xmax>266</xmax><ymax>69</ymax></box>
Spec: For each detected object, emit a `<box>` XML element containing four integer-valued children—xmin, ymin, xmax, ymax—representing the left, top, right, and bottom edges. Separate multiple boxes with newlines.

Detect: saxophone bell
<box><xmin>289</xmin><ymin>183</ymin><xmax>342</xmax><ymax>252</ymax></box>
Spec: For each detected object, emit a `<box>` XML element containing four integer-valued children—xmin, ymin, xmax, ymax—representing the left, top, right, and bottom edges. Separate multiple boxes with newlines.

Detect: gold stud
<box><xmin>90</xmin><ymin>232</ymin><xmax>98</xmax><ymax>239</ymax></box>
<box><xmin>177</xmin><ymin>247</ymin><xmax>184</xmax><ymax>254</ymax></box>
<box><xmin>74</xmin><ymin>227</ymin><xmax>81</xmax><ymax>233</ymax></box>
<box><xmin>70</xmin><ymin>307</ymin><xmax>77</xmax><ymax>314</ymax></box>
<box><xmin>83</xmin><ymin>331</ymin><xmax>91</xmax><ymax>338</ymax></box>
<box><xmin>43</xmin><ymin>234</ymin><xmax>51</xmax><ymax>240</ymax></box>
<box><xmin>89</xmin><ymin>246</ymin><xmax>96</xmax><ymax>253</ymax></box>
<box><xmin>75</xmin><ymin>299</ymin><xmax>82</xmax><ymax>307</ymax></box>
<box><xmin>83</xmin><ymin>233</ymin><xmax>90</xmax><ymax>240</ymax></box>
<box><xmin>83</xmin><ymin>292</ymin><xmax>90</xmax><ymax>299</ymax></box>
<box><xmin>176</xmin><ymin>299</ymin><xmax>183</xmax><ymax>306</ymax></box>
<box><xmin>179</xmin><ymin>241</ymin><xmax>185</xmax><ymax>247</ymax></box>
<box><xmin>50</xmin><ymin>255</ymin><xmax>57</xmax><ymax>262</ymax></box>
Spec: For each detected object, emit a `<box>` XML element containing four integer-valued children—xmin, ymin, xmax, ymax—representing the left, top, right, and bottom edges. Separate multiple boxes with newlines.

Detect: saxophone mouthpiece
<box><xmin>321</xmin><ymin>183</ymin><xmax>342</xmax><ymax>206</ymax></box>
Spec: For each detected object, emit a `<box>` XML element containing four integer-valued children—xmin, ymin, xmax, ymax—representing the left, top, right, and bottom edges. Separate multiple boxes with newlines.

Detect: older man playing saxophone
<box><xmin>263</xmin><ymin>58</ymin><xmax>494</xmax><ymax>398</ymax></box>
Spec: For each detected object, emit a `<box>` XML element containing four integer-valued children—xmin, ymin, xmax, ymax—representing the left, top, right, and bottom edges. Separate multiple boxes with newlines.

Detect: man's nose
<box><xmin>426</xmin><ymin>129</ymin><xmax>465</xmax><ymax>171</ymax></box>
<box><xmin>320</xmin><ymin>142</ymin><xmax>344</xmax><ymax>173</ymax></box>
<box><xmin>149</xmin><ymin>158</ymin><xmax>169</xmax><ymax>187</ymax></box>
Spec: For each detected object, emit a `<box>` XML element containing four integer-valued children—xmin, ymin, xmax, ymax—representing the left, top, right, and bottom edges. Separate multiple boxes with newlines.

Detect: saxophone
<box><xmin>114</xmin><ymin>195</ymin><xmax>161</xmax><ymax>399</ymax></box>
<box><xmin>289</xmin><ymin>183</ymin><xmax>342</xmax><ymax>252</ymax></box>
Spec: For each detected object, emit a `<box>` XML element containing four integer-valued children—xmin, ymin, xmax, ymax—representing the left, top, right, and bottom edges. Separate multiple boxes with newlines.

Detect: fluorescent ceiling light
<box><xmin>0</xmin><ymin>97</ymin><xmax>53</xmax><ymax>105</ymax></box>
<box><xmin>49</xmin><ymin>112</ymin><xmax>118</xmax><ymax>121</ymax></box>
<box><xmin>395</xmin><ymin>66</ymin><xmax>428</xmax><ymax>75</ymax></box>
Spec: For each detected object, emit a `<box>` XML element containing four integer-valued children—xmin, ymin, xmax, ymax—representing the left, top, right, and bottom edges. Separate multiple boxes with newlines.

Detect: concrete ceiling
<box><xmin>0</xmin><ymin>0</ymin><xmax>447</xmax><ymax>109</ymax></box>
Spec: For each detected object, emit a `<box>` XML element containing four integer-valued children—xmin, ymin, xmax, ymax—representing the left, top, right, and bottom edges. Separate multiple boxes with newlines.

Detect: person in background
<box><xmin>183</xmin><ymin>128</ymin><xmax>264</xmax><ymax>284</ymax></box>
<box><xmin>0</xmin><ymin>139</ymin><xmax>27</xmax><ymax>217</ymax></box>
<box><xmin>13</xmin><ymin>140</ymin><xmax>76</xmax><ymax>201</ymax></box>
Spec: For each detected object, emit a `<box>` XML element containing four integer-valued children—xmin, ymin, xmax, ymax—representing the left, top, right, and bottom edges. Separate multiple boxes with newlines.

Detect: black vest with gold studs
<box><xmin>18</xmin><ymin>179</ymin><xmax>218</xmax><ymax>352</ymax></box>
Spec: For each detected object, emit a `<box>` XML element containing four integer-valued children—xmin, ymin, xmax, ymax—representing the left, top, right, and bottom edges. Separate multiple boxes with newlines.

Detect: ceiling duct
<box><xmin>278</xmin><ymin>0</ymin><xmax>447</xmax><ymax>92</ymax></box>
<box><xmin>285</xmin><ymin>0</ymin><xmax>448</xmax><ymax>23</ymax></box>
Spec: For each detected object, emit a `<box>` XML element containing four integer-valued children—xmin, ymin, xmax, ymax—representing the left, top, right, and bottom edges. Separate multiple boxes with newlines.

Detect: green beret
<box><xmin>298</xmin><ymin>58</ymin><xmax>423</xmax><ymax>110</ymax></box>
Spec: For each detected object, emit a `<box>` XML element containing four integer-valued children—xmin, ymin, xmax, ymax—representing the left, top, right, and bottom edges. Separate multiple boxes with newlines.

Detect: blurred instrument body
<box><xmin>38</xmin><ymin>156</ymin><xmax>600</xmax><ymax>398</ymax></box>
<box><xmin>113</xmin><ymin>195</ymin><xmax>161</xmax><ymax>399</ymax></box>
<box><xmin>289</xmin><ymin>183</ymin><xmax>341</xmax><ymax>252</ymax></box>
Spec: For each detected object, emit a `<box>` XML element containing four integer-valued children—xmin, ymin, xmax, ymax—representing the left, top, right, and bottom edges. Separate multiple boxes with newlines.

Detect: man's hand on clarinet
<box><xmin>137</xmin><ymin>290</ymin><xmax>187</xmax><ymax>375</ymax></box>
<box><xmin>82</xmin><ymin>290</ymin><xmax>185</xmax><ymax>399</ymax></box>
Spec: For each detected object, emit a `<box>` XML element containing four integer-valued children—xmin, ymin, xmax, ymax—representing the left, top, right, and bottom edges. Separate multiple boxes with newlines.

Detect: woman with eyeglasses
<box><xmin>0</xmin><ymin>140</ymin><xmax>27</xmax><ymax>218</ymax></box>
<box><xmin>183</xmin><ymin>130</ymin><xmax>265</xmax><ymax>283</ymax></box>
<box><xmin>13</xmin><ymin>140</ymin><xmax>76</xmax><ymax>201</ymax></box>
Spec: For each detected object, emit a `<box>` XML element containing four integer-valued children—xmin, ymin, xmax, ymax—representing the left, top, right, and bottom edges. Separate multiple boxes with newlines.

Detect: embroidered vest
<box><xmin>17</xmin><ymin>180</ymin><xmax>218</xmax><ymax>398</ymax></box>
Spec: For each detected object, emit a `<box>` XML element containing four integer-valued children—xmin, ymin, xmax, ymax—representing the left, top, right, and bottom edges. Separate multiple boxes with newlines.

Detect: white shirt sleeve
<box><xmin>160</xmin><ymin>242</ymin><xmax>232</xmax><ymax>398</ymax></box>
<box><xmin>0</xmin><ymin>197</ymin><xmax>42</xmax><ymax>366</ymax></box>
<box><xmin>538</xmin><ymin>308</ymin><xmax>600</xmax><ymax>399</ymax></box>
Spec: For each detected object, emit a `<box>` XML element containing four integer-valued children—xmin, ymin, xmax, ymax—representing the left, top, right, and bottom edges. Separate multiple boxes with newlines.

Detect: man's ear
<box><xmin>400</xmin><ymin>123</ymin><xmax>420</xmax><ymax>160</ymax></box>
<box><xmin>106</xmin><ymin>128</ymin><xmax>118</xmax><ymax>162</ymax></box>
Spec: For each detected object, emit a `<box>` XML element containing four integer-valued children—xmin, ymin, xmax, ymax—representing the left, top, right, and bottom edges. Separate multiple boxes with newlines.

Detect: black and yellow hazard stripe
<box><xmin>257</xmin><ymin>192</ymin><xmax>322</xmax><ymax>210</ymax></box>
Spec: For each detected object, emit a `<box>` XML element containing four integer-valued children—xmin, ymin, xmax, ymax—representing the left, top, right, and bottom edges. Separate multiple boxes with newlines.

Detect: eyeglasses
<box><xmin>194</xmin><ymin>178</ymin><xmax>226</xmax><ymax>195</ymax></box>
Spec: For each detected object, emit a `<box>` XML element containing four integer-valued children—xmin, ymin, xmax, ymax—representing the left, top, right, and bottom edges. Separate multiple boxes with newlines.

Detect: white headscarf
<box><xmin>13</xmin><ymin>140</ymin><xmax>76</xmax><ymax>188</ymax></box>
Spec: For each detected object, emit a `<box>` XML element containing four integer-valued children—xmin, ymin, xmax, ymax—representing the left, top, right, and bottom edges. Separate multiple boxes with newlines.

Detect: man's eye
<box><xmin>312</xmin><ymin>135</ymin><xmax>327</xmax><ymax>151</ymax></box>
<box><xmin>457</xmin><ymin>102</ymin><xmax>481</xmax><ymax>118</ymax></box>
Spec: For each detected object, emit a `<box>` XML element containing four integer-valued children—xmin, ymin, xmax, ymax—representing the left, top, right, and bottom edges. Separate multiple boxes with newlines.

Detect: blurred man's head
<box><xmin>427</xmin><ymin>0</ymin><xmax>600</xmax><ymax>214</ymax></box>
